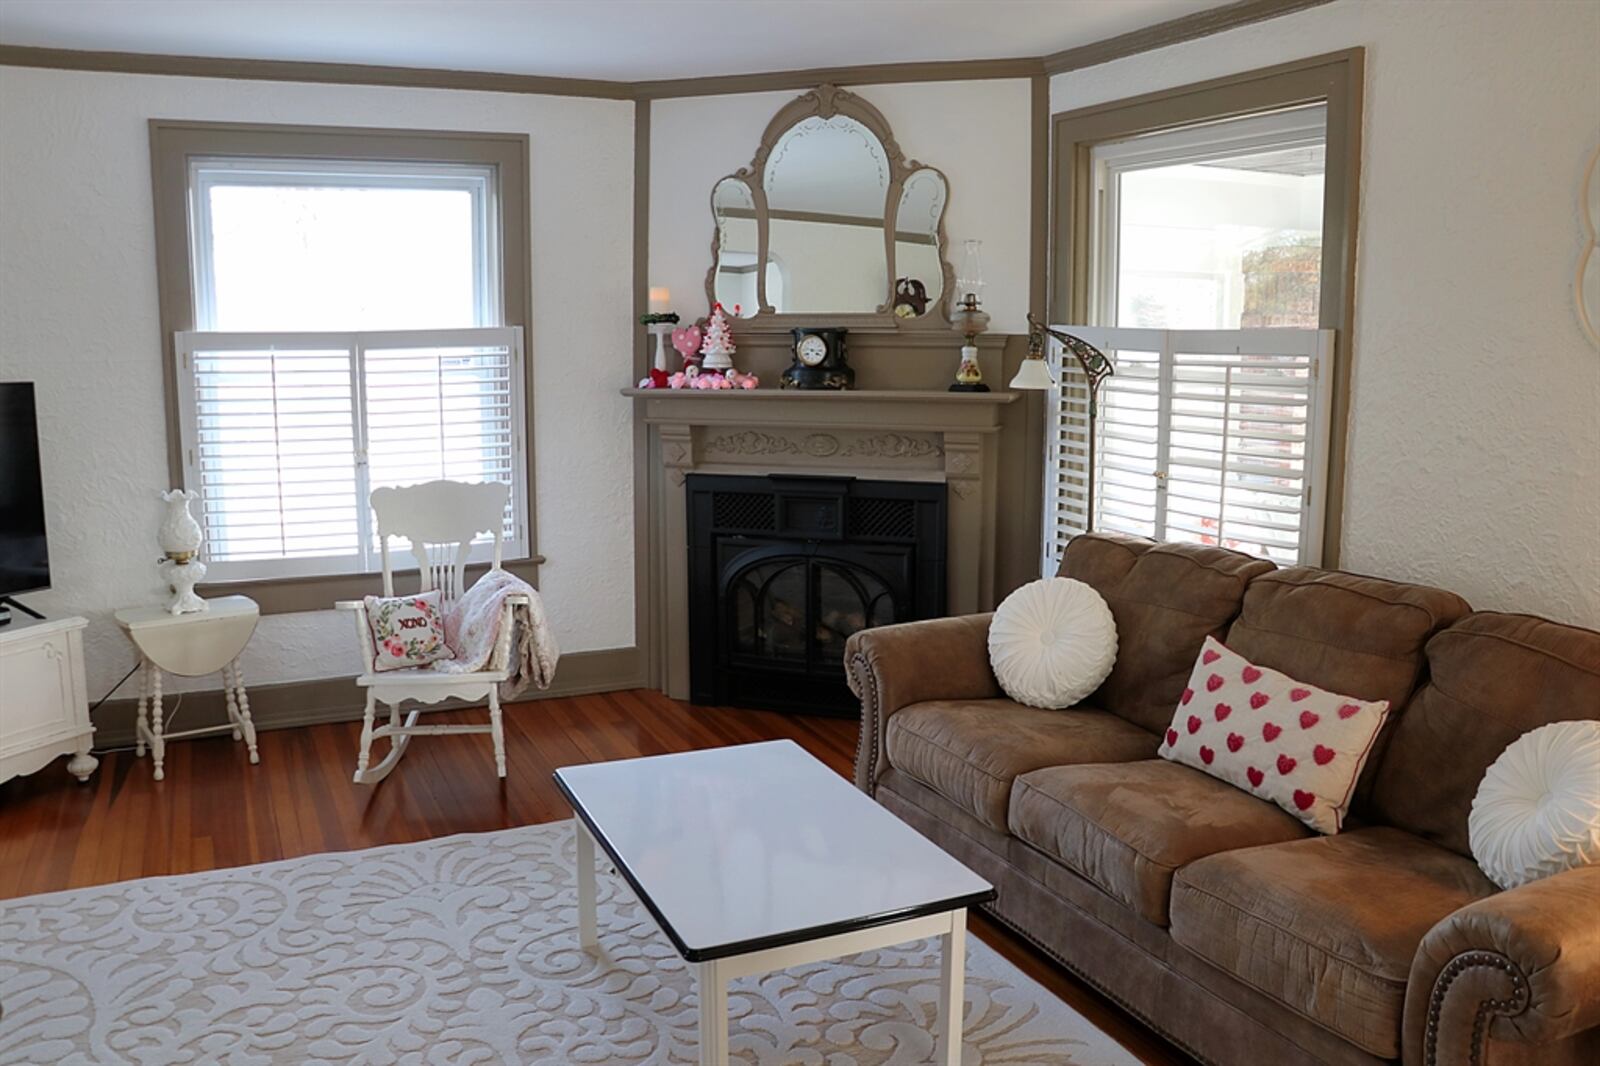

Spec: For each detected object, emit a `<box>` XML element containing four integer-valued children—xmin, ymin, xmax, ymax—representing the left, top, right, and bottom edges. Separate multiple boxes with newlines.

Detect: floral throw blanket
<box><xmin>430</xmin><ymin>568</ymin><xmax>560</xmax><ymax>697</ymax></box>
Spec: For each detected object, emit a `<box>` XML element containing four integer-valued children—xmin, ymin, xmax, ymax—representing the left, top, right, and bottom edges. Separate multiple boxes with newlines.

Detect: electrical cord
<box><xmin>86</xmin><ymin>662</ymin><xmax>185</xmax><ymax>756</ymax></box>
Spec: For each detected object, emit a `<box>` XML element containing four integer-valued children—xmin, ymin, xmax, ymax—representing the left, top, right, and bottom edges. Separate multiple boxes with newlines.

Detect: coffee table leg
<box><xmin>574</xmin><ymin>817</ymin><xmax>598</xmax><ymax>950</ymax></box>
<box><xmin>696</xmin><ymin>959</ymin><xmax>728</xmax><ymax>1066</ymax></box>
<box><xmin>939</xmin><ymin>908</ymin><xmax>967</xmax><ymax>1065</ymax></box>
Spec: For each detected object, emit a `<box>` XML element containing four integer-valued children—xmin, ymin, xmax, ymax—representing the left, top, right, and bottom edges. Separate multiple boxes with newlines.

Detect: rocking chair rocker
<box><xmin>336</xmin><ymin>479</ymin><xmax>528</xmax><ymax>785</ymax></box>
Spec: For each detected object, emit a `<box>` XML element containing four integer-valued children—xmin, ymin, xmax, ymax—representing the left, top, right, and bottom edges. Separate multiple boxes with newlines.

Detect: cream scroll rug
<box><xmin>0</xmin><ymin>821</ymin><xmax>1138</xmax><ymax>1065</ymax></box>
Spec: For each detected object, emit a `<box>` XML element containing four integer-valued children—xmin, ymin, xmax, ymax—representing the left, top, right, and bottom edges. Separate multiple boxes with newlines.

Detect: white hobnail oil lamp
<box><xmin>157</xmin><ymin>489</ymin><xmax>208</xmax><ymax>614</ymax></box>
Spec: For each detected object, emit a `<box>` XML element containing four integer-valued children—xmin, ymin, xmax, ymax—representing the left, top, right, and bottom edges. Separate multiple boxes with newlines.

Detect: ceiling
<box><xmin>0</xmin><ymin>0</ymin><xmax>1235</xmax><ymax>83</ymax></box>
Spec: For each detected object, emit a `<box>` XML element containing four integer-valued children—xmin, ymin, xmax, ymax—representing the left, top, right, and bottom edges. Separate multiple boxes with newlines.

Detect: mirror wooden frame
<box><xmin>704</xmin><ymin>84</ymin><xmax>955</xmax><ymax>332</ymax></box>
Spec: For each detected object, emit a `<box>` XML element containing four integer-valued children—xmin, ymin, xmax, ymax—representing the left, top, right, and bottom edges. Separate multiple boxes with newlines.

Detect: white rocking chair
<box><xmin>336</xmin><ymin>479</ymin><xmax>529</xmax><ymax>785</ymax></box>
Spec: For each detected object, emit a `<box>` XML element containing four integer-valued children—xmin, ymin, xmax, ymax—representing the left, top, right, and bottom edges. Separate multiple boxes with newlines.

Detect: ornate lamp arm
<box><xmin>1025</xmin><ymin>313</ymin><xmax>1114</xmax><ymax>533</ymax></box>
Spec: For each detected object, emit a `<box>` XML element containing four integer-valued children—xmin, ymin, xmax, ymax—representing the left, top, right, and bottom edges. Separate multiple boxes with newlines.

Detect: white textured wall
<box><xmin>0</xmin><ymin>66</ymin><xmax>638</xmax><ymax>698</ymax></box>
<box><xmin>1052</xmin><ymin>0</ymin><xmax>1600</xmax><ymax>626</ymax></box>
<box><xmin>650</xmin><ymin>79</ymin><xmax>1034</xmax><ymax>333</ymax></box>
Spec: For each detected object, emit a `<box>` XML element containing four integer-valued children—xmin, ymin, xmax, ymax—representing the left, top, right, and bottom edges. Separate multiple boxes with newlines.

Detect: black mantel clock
<box><xmin>781</xmin><ymin>327</ymin><xmax>854</xmax><ymax>390</ymax></box>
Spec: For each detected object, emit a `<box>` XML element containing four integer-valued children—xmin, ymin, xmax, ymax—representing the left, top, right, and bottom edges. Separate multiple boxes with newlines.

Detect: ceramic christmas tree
<box><xmin>699</xmin><ymin>302</ymin><xmax>737</xmax><ymax>372</ymax></box>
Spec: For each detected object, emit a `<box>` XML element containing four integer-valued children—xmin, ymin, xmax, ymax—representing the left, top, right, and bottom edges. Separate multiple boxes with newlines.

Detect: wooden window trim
<box><xmin>1050</xmin><ymin>48</ymin><xmax>1363</xmax><ymax>567</ymax></box>
<box><xmin>149</xmin><ymin>120</ymin><xmax>540</xmax><ymax>613</ymax></box>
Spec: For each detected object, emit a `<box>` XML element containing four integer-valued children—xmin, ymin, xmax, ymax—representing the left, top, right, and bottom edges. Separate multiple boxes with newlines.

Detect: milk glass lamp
<box><xmin>948</xmin><ymin>240</ymin><xmax>990</xmax><ymax>392</ymax></box>
<box><xmin>1010</xmin><ymin>313</ymin><xmax>1114</xmax><ymax>529</ymax></box>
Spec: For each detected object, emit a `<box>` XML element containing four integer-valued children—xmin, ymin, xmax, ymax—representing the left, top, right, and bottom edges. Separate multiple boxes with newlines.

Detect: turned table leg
<box><xmin>226</xmin><ymin>658</ymin><xmax>260</xmax><ymax>764</ymax></box>
<box><xmin>134</xmin><ymin>659</ymin><xmax>149</xmax><ymax>758</ymax></box>
<box><xmin>149</xmin><ymin>665</ymin><xmax>166</xmax><ymax>781</ymax></box>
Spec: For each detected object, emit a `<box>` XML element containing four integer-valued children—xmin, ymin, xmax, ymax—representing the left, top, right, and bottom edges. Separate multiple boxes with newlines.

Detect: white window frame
<box><xmin>174</xmin><ymin>326</ymin><xmax>528</xmax><ymax>581</ymax></box>
<box><xmin>1042</xmin><ymin>325</ymin><xmax>1335</xmax><ymax>575</ymax></box>
<box><xmin>187</xmin><ymin>157</ymin><xmax>503</xmax><ymax>331</ymax></box>
<box><xmin>1088</xmin><ymin>105</ymin><xmax>1328</xmax><ymax>329</ymax></box>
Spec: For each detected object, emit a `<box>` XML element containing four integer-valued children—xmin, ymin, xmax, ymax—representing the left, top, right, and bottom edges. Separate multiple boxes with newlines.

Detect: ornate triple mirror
<box><xmin>707</xmin><ymin>85</ymin><xmax>953</xmax><ymax>328</ymax></box>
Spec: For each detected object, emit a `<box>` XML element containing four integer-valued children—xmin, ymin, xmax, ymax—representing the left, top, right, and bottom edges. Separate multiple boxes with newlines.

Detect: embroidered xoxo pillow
<box><xmin>364</xmin><ymin>590</ymin><xmax>454</xmax><ymax>672</ymax></box>
<box><xmin>1159</xmin><ymin>636</ymin><xmax>1389</xmax><ymax>834</ymax></box>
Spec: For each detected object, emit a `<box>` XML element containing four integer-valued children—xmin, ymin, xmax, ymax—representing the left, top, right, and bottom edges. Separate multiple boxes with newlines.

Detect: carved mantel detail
<box><xmin>705</xmin><ymin>429</ymin><xmax>944</xmax><ymax>462</ymax></box>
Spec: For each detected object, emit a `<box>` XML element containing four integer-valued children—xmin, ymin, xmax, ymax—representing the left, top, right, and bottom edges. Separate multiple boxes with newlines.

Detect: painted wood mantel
<box><xmin>626</xmin><ymin>388</ymin><xmax>1017</xmax><ymax>700</ymax></box>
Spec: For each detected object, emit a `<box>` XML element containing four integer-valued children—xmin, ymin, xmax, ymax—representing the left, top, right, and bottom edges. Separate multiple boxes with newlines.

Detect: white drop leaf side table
<box><xmin>114</xmin><ymin>595</ymin><xmax>261</xmax><ymax>781</ymax></box>
<box><xmin>0</xmin><ymin>615</ymin><xmax>98</xmax><ymax>784</ymax></box>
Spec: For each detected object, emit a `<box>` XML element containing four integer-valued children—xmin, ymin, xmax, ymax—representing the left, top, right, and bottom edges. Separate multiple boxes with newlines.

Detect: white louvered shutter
<box><xmin>1043</xmin><ymin>326</ymin><xmax>1334</xmax><ymax>573</ymax></box>
<box><xmin>176</xmin><ymin>327</ymin><xmax>527</xmax><ymax>580</ymax></box>
<box><xmin>362</xmin><ymin>329</ymin><xmax>525</xmax><ymax>546</ymax></box>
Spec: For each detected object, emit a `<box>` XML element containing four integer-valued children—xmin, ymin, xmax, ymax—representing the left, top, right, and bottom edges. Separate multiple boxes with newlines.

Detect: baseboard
<box><xmin>90</xmin><ymin>646</ymin><xmax>647</xmax><ymax>750</ymax></box>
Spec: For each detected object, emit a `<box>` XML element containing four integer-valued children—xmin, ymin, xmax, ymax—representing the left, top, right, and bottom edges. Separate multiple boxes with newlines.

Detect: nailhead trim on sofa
<box><xmin>1423</xmin><ymin>950</ymin><xmax>1530</xmax><ymax>1066</ymax></box>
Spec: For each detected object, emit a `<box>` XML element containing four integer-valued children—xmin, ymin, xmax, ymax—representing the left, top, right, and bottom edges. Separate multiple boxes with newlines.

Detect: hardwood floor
<box><xmin>0</xmin><ymin>688</ymin><xmax>1187</xmax><ymax>1065</ymax></box>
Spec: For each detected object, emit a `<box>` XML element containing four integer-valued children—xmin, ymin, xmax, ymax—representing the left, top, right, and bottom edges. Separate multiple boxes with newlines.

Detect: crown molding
<box><xmin>0</xmin><ymin>44</ymin><xmax>634</xmax><ymax>99</ymax></box>
<box><xmin>1042</xmin><ymin>0</ymin><xmax>1336</xmax><ymax>74</ymax></box>
<box><xmin>631</xmin><ymin>56</ymin><xmax>1043</xmax><ymax>100</ymax></box>
<box><xmin>0</xmin><ymin>1</ymin><xmax>1336</xmax><ymax>100</ymax></box>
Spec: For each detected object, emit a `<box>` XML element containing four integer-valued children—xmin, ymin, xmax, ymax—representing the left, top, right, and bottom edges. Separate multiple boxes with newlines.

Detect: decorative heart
<box><xmin>1290</xmin><ymin>687</ymin><xmax>1312</xmax><ymax>702</ymax></box>
<box><xmin>1262</xmin><ymin>721</ymin><xmax>1283</xmax><ymax>742</ymax></box>
<box><xmin>1277</xmin><ymin>753</ymin><xmax>1297</xmax><ymax>775</ymax></box>
<box><xmin>1206</xmin><ymin>674</ymin><xmax>1224</xmax><ymax>692</ymax></box>
<box><xmin>1202</xmin><ymin>648</ymin><xmax>1221</xmax><ymax>665</ymax></box>
<box><xmin>1241</xmin><ymin>665</ymin><xmax>1262</xmax><ymax>683</ymax></box>
<box><xmin>1314</xmin><ymin>744</ymin><xmax>1336</xmax><ymax>766</ymax></box>
<box><xmin>1338</xmin><ymin>702</ymin><xmax>1361</xmax><ymax>719</ymax></box>
<box><xmin>1214</xmin><ymin>702</ymin><xmax>1232</xmax><ymax>722</ymax></box>
<box><xmin>1181</xmin><ymin>688</ymin><xmax>1194</xmax><ymax>706</ymax></box>
<box><xmin>1187</xmin><ymin>715</ymin><xmax>1203</xmax><ymax>735</ymax></box>
<box><xmin>1200</xmin><ymin>745</ymin><xmax>1215</xmax><ymax>765</ymax></box>
<box><xmin>1250</xmin><ymin>692</ymin><xmax>1270</xmax><ymax>710</ymax></box>
<box><xmin>1227</xmin><ymin>732</ymin><xmax>1244</xmax><ymax>753</ymax></box>
<box><xmin>1299</xmin><ymin>710</ymin><xmax>1320</xmax><ymax>730</ymax></box>
<box><xmin>1293</xmin><ymin>789</ymin><xmax>1316</xmax><ymax>811</ymax></box>
<box><xmin>1246</xmin><ymin>766</ymin><xmax>1265</xmax><ymax>788</ymax></box>
<box><xmin>671</xmin><ymin>324</ymin><xmax>704</xmax><ymax>358</ymax></box>
<box><xmin>1165</xmin><ymin>728</ymin><xmax>1179</xmax><ymax>747</ymax></box>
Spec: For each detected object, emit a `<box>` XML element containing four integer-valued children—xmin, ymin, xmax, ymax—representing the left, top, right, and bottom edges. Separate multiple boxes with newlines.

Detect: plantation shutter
<box><xmin>1043</xmin><ymin>326</ymin><xmax>1333</xmax><ymax>572</ymax></box>
<box><xmin>176</xmin><ymin>327</ymin><xmax>526</xmax><ymax>580</ymax></box>
<box><xmin>362</xmin><ymin>331</ymin><xmax>524</xmax><ymax>545</ymax></box>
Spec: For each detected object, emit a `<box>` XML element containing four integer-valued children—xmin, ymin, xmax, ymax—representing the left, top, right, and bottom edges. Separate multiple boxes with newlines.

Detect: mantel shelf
<box><xmin>620</xmin><ymin>388</ymin><xmax>1018</xmax><ymax>404</ymax></box>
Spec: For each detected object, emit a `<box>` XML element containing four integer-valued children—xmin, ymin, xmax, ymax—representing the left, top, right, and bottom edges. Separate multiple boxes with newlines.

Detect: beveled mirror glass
<box><xmin>763</xmin><ymin>115</ymin><xmax>890</xmax><ymax>315</ymax></box>
<box><xmin>711</xmin><ymin>176</ymin><xmax>761</xmax><ymax>318</ymax></box>
<box><xmin>893</xmin><ymin>168</ymin><xmax>948</xmax><ymax>319</ymax></box>
<box><xmin>705</xmin><ymin>84</ymin><xmax>953</xmax><ymax>330</ymax></box>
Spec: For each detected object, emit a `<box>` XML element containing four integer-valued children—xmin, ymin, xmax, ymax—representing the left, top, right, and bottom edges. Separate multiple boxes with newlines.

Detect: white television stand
<box><xmin>0</xmin><ymin>614</ymin><xmax>98</xmax><ymax>783</ymax></box>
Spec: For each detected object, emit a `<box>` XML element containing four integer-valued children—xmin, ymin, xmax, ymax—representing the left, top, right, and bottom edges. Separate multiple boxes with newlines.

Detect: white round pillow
<box><xmin>1469</xmin><ymin>720</ymin><xmax>1600</xmax><ymax>890</ymax></box>
<box><xmin>987</xmin><ymin>578</ymin><xmax>1117</xmax><ymax>710</ymax></box>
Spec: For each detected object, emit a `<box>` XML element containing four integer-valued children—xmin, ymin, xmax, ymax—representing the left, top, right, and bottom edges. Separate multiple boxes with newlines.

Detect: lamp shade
<box><xmin>1009</xmin><ymin>357</ymin><xmax>1054</xmax><ymax>390</ymax></box>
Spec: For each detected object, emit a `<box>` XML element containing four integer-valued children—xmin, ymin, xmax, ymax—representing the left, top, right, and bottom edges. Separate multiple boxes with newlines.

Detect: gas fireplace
<box><xmin>686</xmin><ymin>473</ymin><xmax>947</xmax><ymax>715</ymax></box>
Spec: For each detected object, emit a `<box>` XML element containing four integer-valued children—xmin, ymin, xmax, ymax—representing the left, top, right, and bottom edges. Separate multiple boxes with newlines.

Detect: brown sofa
<box><xmin>844</xmin><ymin>532</ymin><xmax>1600</xmax><ymax>1066</ymax></box>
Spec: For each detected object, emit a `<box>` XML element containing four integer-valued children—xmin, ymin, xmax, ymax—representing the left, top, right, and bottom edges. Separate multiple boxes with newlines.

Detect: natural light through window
<box><xmin>1093</xmin><ymin>105</ymin><xmax>1326</xmax><ymax>330</ymax></box>
<box><xmin>193</xmin><ymin>160</ymin><xmax>496</xmax><ymax>331</ymax></box>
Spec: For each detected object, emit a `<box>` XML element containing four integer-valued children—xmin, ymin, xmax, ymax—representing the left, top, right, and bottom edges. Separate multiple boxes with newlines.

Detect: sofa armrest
<box><xmin>1404</xmin><ymin>863</ymin><xmax>1600</xmax><ymax>1065</ymax></box>
<box><xmin>844</xmin><ymin>613</ymin><xmax>1000</xmax><ymax>796</ymax></box>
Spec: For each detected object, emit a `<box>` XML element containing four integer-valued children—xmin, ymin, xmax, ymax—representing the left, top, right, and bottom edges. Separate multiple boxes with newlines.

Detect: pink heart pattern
<box><xmin>1157</xmin><ymin>635</ymin><xmax>1391</xmax><ymax>835</ymax></box>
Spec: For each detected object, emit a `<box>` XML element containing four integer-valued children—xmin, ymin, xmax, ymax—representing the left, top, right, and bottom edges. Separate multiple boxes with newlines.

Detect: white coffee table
<box><xmin>554</xmin><ymin>739</ymin><xmax>995</xmax><ymax>1066</ymax></box>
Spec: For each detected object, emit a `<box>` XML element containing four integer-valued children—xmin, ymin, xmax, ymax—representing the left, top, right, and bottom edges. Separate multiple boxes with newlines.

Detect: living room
<box><xmin>0</xmin><ymin>1</ymin><xmax>1596</xmax><ymax>1063</ymax></box>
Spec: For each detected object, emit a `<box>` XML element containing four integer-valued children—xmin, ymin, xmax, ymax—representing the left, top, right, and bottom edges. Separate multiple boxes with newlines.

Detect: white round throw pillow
<box><xmin>988</xmin><ymin>578</ymin><xmax>1117</xmax><ymax>710</ymax></box>
<box><xmin>1469</xmin><ymin>720</ymin><xmax>1600</xmax><ymax>890</ymax></box>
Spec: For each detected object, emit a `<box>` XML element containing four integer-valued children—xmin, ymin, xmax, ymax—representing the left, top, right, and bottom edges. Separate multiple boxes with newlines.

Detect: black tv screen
<box><xmin>0</xmin><ymin>382</ymin><xmax>50</xmax><ymax>596</ymax></box>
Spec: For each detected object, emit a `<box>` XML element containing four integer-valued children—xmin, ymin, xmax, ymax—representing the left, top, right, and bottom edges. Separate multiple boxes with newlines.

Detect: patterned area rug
<box><xmin>0</xmin><ymin>821</ymin><xmax>1137</xmax><ymax>1065</ymax></box>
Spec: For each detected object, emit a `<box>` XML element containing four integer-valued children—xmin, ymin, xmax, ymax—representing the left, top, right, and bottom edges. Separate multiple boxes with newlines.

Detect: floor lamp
<box><xmin>1010</xmin><ymin>312</ymin><xmax>1115</xmax><ymax>532</ymax></box>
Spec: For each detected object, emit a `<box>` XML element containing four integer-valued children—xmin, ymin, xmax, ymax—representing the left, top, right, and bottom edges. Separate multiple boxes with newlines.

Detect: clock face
<box><xmin>797</xmin><ymin>334</ymin><xmax>829</xmax><ymax>367</ymax></box>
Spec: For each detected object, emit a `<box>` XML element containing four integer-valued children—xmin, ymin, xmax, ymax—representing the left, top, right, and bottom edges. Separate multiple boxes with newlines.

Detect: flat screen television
<box><xmin>0</xmin><ymin>382</ymin><xmax>50</xmax><ymax>603</ymax></box>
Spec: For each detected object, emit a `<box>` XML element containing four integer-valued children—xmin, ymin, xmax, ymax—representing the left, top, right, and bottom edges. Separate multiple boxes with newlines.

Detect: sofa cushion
<box><xmin>885</xmin><ymin>699</ymin><xmax>1158</xmax><ymax>830</ymax></box>
<box><xmin>1009</xmin><ymin>760</ymin><xmax>1310</xmax><ymax>926</ymax></box>
<box><xmin>1224</xmin><ymin>566</ymin><xmax>1472</xmax><ymax>812</ymax></box>
<box><xmin>1369</xmin><ymin>612</ymin><xmax>1600</xmax><ymax>857</ymax></box>
<box><xmin>1058</xmin><ymin>532</ymin><xmax>1275</xmax><ymax>734</ymax></box>
<box><xmin>1169</xmin><ymin>827</ymin><xmax>1498</xmax><ymax>1059</ymax></box>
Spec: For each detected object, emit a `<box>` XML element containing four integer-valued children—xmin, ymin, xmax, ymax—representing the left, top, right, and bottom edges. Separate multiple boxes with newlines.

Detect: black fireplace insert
<box><xmin>687</xmin><ymin>473</ymin><xmax>947</xmax><ymax>716</ymax></box>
